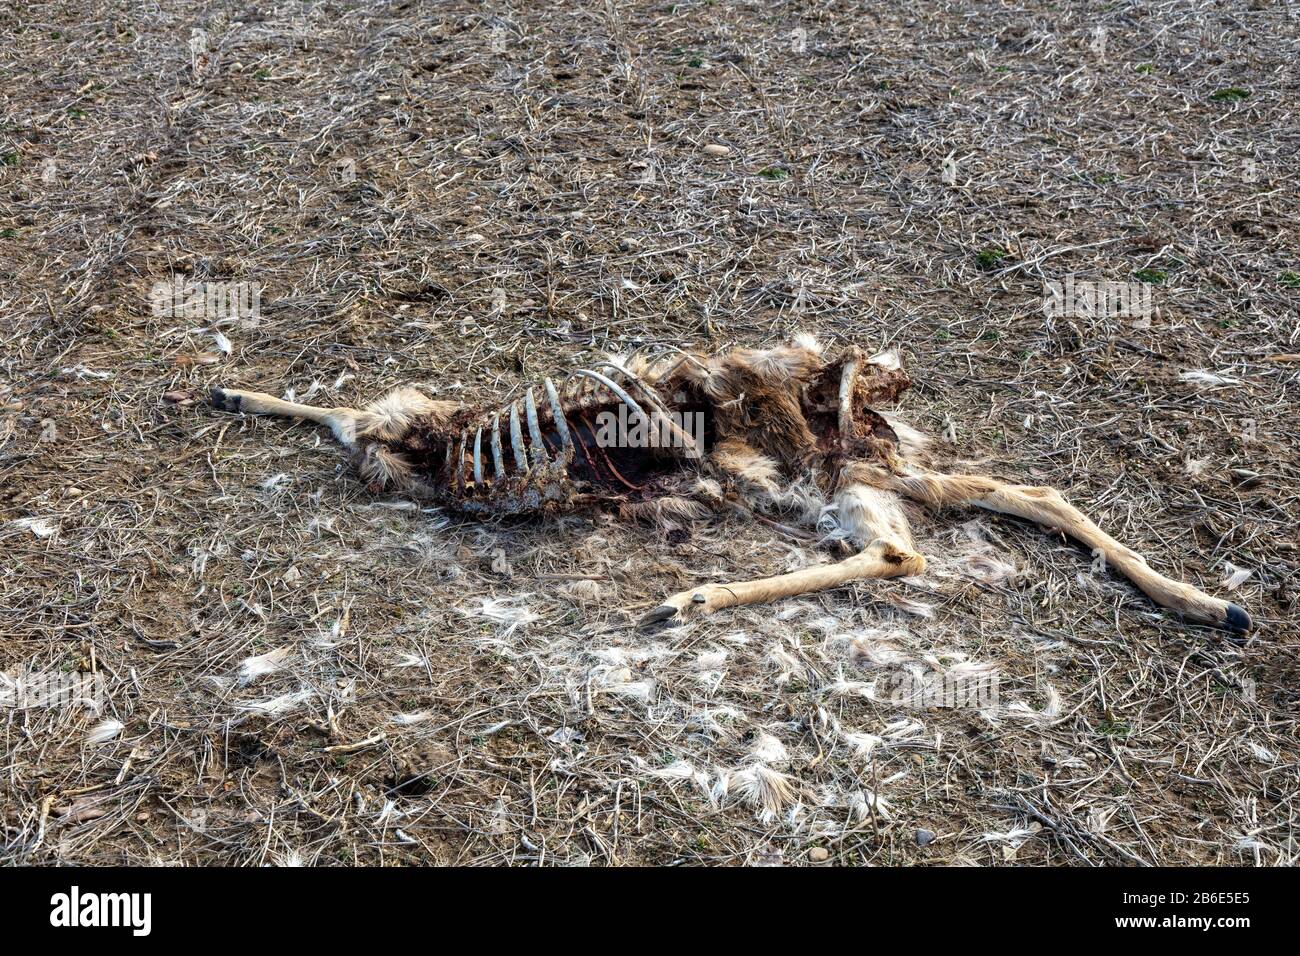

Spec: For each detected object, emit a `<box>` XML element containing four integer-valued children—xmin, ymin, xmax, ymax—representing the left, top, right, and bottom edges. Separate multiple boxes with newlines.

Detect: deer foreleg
<box><xmin>210</xmin><ymin>387</ymin><xmax>364</xmax><ymax>447</ymax></box>
<box><xmin>885</xmin><ymin>467</ymin><xmax>1250</xmax><ymax>633</ymax></box>
<box><xmin>641</xmin><ymin>484</ymin><xmax>924</xmax><ymax>626</ymax></box>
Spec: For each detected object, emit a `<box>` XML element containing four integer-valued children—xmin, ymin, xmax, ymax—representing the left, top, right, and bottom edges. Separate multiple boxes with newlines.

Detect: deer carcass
<box><xmin>209</xmin><ymin>338</ymin><xmax>1250</xmax><ymax>633</ymax></box>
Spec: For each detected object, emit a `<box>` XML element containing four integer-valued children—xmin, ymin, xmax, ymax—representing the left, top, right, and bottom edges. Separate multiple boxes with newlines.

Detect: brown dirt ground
<box><xmin>1</xmin><ymin>0</ymin><xmax>1296</xmax><ymax>865</ymax></box>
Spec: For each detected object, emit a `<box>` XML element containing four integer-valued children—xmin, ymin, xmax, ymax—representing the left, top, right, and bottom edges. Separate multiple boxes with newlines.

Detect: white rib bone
<box><xmin>544</xmin><ymin>377</ymin><xmax>572</xmax><ymax>456</ymax></box>
<box><xmin>454</xmin><ymin>433</ymin><xmax>466</xmax><ymax>491</ymax></box>
<box><xmin>508</xmin><ymin>402</ymin><xmax>528</xmax><ymax>472</ymax></box>
<box><xmin>490</xmin><ymin>414</ymin><xmax>506</xmax><ymax>478</ymax></box>
<box><xmin>524</xmin><ymin>388</ymin><xmax>550</xmax><ymax>467</ymax></box>
<box><xmin>597</xmin><ymin>362</ymin><xmax>698</xmax><ymax>455</ymax></box>
<box><xmin>574</xmin><ymin>369</ymin><xmax>647</xmax><ymax>423</ymax></box>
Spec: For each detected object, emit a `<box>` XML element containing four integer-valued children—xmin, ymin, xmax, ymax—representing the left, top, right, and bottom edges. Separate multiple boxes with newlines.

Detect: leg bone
<box><xmin>887</xmin><ymin>467</ymin><xmax>1250</xmax><ymax>632</ymax></box>
<box><xmin>210</xmin><ymin>387</ymin><xmax>362</xmax><ymax>446</ymax></box>
<box><xmin>641</xmin><ymin>538</ymin><xmax>925</xmax><ymax>627</ymax></box>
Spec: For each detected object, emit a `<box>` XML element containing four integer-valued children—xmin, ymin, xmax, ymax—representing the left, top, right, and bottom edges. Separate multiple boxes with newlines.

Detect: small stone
<box><xmin>808</xmin><ymin>846</ymin><xmax>829</xmax><ymax>862</ymax></box>
<box><xmin>703</xmin><ymin>143</ymin><xmax>731</xmax><ymax>157</ymax></box>
<box><xmin>915</xmin><ymin>828</ymin><xmax>935</xmax><ymax>847</ymax></box>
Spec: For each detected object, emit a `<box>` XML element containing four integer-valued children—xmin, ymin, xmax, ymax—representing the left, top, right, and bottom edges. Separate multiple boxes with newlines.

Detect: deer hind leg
<box><xmin>210</xmin><ymin>387</ymin><xmax>364</xmax><ymax>447</ymax></box>
<box><xmin>640</xmin><ymin>485</ymin><xmax>925</xmax><ymax>627</ymax></box>
<box><xmin>886</xmin><ymin>467</ymin><xmax>1250</xmax><ymax>633</ymax></box>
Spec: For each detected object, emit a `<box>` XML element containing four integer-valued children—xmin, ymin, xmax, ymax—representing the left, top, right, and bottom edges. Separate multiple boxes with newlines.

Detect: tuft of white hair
<box><xmin>883</xmin><ymin>591</ymin><xmax>935</xmax><ymax>619</ymax></box>
<box><xmin>694</xmin><ymin>649</ymin><xmax>729</xmax><ymax>671</ymax></box>
<box><xmin>459</xmin><ymin>595</ymin><xmax>539</xmax><ymax>638</ymax></box>
<box><xmin>749</xmin><ymin>732</ymin><xmax>789</xmax><ymax>765</ymax></box>
<box><xmin>959</xmin><ymin>553</ymin><xmax>1019</xmax><ymax>585</ymax></box>
<box><xmin>238</xmin><ymin>689</ymin><xmax>314</xmax><ymax>717</ymax></box>
<box><xmin>236</xmin><ymin>646</ymin><xmax>293</xmax><ymax>686</ymax></box>
<box><xmin>839</xmin><ymin>730</ymin><xmax>884</xmax><ymax>760</ymax></box>
<box><xmin>866</xmin><ymin>349</ymin><xmax>901</xmax><ymax>371</ymax></box>
<box><xmin>688</xmin><ymin>706</ymin><xmax>745</xmax><ymax>738</ymax></box>
<box><xmin>1222</xmin><ymin>563</ymin><xmax>1252</xmax><ymax>590</ymax></box>
<box><xmin>10</xmin><ymin>516</ymin><xmax>58</xmax><ymax>538</ymax></box>
<box><xmin>792</xmin><ymin>332</ymin><xmax>823</xmax><ymax>355</ymax></box>
<box><xmin>731</xmin><ymin>764</ymin><xmax>798</xmax><ymax>821</ymax></box>
<box><xmin>86</xmin><ymin>718</ymin><xmax>124</xmax><ymax>745</ymax></box>
<box><xmin>849</xmin><ymin>789</ymin><xmax>894</xmax><ymax>822</ymax></box>
<box><xmin>1179</xmin><ymin>370</ymin><xmax>1240</xmax><ymax>388</ymax></box>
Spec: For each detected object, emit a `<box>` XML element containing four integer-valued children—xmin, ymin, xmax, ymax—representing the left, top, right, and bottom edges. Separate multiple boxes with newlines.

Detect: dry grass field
<box><xmin>1</xmin><ymin>0</ymin><xmax>1297</xmax><ymax>866</ymax></box>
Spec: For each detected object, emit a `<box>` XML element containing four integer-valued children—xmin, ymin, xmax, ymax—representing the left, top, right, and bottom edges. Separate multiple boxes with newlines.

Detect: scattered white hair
<box><xmin>595</xmin><ymin>666</ymin><xmax>656</xmax><ymax>703</ymax></box>
<box><xmin>687</xmin><ymin>706</ymin><xmax>745</xmax><ymax>738</ymax></box>
<box><xmin>883</xmin><ymin>718</ymin><xmax>926</xmax><ymax>740</ymax></box>
<box><xmin>768</xmin><ymin>643</ymin><xmax>803</xmax><ymax>684</ymax></box>
<box><xmin>260</xmin><ymin>472</ymin><xmax>291</xmax><ymax>491</ymax></box>
<box><xmin>848</xmin><ymin>633</ymin><xmax>912</xmax><ymax>668</ymax></box>
<box><xmin>849</xmin><ymin>789</ymin><xmax>894</xmax><ymax>822</ymax></box>
<box><xmin>883</xmin><ymin>591</ymin><xmax>936</xmax><ymax>619</ymax></box>
<box><xmin>608</xmin><ymin>680</ymin><xmax>656</xmax><ymax>703</ymax></box>
<box><xmin>822</xmin><ymin>677</ymin><xmax>873</xmax><ymax>699</ymax></box>
<box><xmin>646</xmin><ymin>760</ymin><xmax>712</xmax><ymax>797</ymax></box>
<box><xmin>1243</xmin><ymin>740</ymin><xmax>1276</xmax><ymax>763</ymax></box>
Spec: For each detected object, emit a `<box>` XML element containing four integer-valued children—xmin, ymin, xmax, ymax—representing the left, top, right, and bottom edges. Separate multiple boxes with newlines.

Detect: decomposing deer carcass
<box><xmin>209</xmin><ymin>338</ymin><xmax>1250</xmax><ymax>633</ymax></box>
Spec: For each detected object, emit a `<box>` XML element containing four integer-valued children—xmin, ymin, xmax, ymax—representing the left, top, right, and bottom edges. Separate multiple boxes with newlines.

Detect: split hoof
<box><xmin>1223</xmin><ymin>603</ymin><xmax>1251</xmax><ymax>634</ymax></box>
<box><xmin>209</xmin><ymin>387</ymin><xmax>241</xmax><ymax>412</ymax></box>
<box><xmin>638</xmin><ymin>605</ymin><xmax>683</xmax><ymax>630</ymax></box>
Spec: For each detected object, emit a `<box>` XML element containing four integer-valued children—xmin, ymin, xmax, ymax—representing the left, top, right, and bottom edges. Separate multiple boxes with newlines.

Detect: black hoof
<box><xmin>638</xmin><ymin>605</ymin><xmax>681</xmax><ymax>630</ymax></box>
<box><xmin>1224</xmin><ymin>603</ymin><xmax>1251</xmax><ymax>634</ymax></box>
<box><xmin>210</xmin><ymin>387</ymin><xmax>240</xmax><ymax>412</ymax></box>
